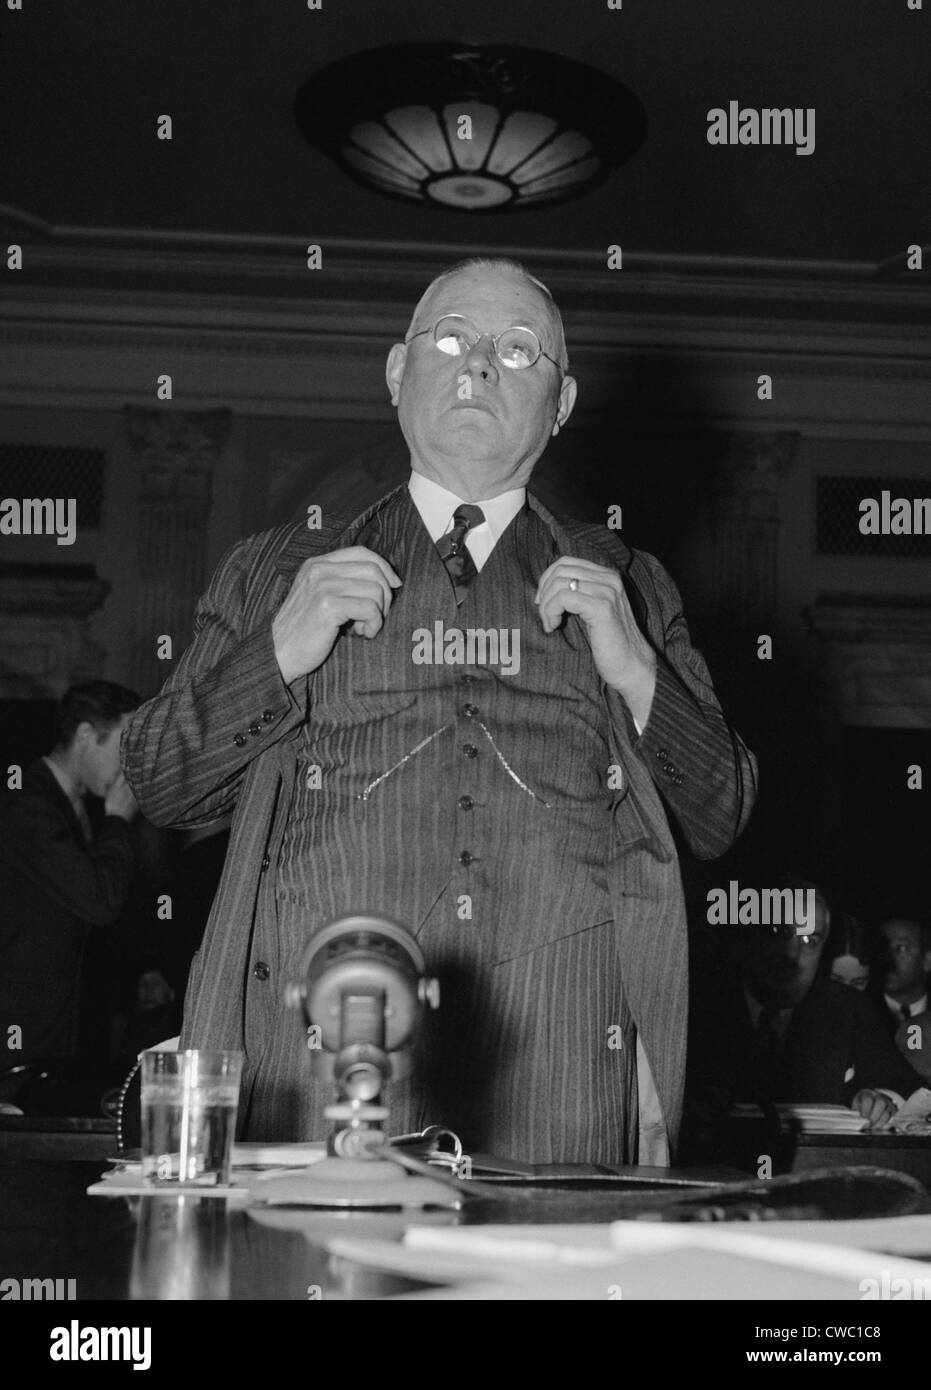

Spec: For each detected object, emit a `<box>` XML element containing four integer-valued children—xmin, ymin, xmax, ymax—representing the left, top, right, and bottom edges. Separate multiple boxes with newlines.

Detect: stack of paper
<box><xmin>324</xmin><ymin>1218</ymin><xmax>931</xmax><ymax>1300</ymax></box>
<box><xmin>732</xmin><ymin>1102</ymin><xmax>869</xmax><ymax>1133</ymax></box>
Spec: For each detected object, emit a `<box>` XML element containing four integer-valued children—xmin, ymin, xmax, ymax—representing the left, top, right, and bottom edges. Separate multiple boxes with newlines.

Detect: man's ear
<box><xmin>551</xmin><ymin>374</ymin><xmax>578</xmax><ymax>437</ymax></box>
<box><xmin>385</xmin><ymin>343</ymin><xmax>408</xmax><ymax>407</ymax></box>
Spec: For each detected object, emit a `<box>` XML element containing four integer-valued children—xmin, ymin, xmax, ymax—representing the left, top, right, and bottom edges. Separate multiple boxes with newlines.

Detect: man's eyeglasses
<box><xmin>405</xmin><ymin>314</ymin><xmax>563</xmax><ymax>372</ymax></box>
<box><xmin>769</xmin><ymin>925</ymin><xmax>826</xmax><ymax>949</ymax></box>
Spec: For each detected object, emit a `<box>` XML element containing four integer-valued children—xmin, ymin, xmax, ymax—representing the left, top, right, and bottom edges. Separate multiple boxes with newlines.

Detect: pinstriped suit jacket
<box><xmin>122</xmin><ymin>486</ymin><xmax>757</xmax><ymax>1155</ymax></box>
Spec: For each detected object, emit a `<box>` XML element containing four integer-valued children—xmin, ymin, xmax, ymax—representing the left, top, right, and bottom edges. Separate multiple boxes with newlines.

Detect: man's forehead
<box><xmin>419</xmin><ymin>270</ymin><xmax>554</xmax><ymax>331</ymax></box>
<box><xmin>882</xmin><ymin>919</ymin><xmax>922</xmax><ymax>941</ymax></box>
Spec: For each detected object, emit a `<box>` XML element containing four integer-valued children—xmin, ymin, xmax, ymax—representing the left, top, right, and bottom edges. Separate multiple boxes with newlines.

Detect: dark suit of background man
<box><xmin>0</xmin><ymin>682</ymin><xmax>140</xmax><ymax>1072</ymax></box>
<box><xmin>872</xmin><ymin>916</ymin><xmax>931</xmax><ymax>1082</ymax></box>
<box><xmin>685</xmin><ymin>891</ymin><xmax>925</xmax><ymax>1163</ymax></box>
<box><xmin>123</xmin><ymin>258</ymin><xmax>758</xmax><ymax>1164</ymax></box>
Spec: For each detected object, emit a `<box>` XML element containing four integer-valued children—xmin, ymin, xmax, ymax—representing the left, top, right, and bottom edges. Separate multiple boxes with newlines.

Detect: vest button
<box><xmin>462</xmin><ymin>744</ymin><xmax>478</xmax><ymax>758</ymax></box>
<box><xmin>233</xmin><ymin>734</ymin><xmax>247</xmax><ymax>747</ymax></box>
<box><xmin>458</xmin><ymin>795</ymin><xmax>474</xmax><ymax>811</ymax></box>
<box><xmin>260</xmin><ymin>854</ymin><xmax>270</xmax><ymax>872</ymax></box>
<box><xmin>459</xmin><ymin>850</ymin><xmax>475</xmax><ymax>866</ymax></box>
<box><xmin>462</xmin><ymin>703</ymin><xmax>478</xmax><ymax>718</ymax></box>
<box><xmin>262</xmin><ymin>710</ymin><xmax>276</xmax><ymax>723</ymax></box>
<box><xmin>461</xmin><ymin>674</ymin><xmax>476</xmax><ymax>684</ymax></box>
<box><xmin>253</xmin><ymin>961</ymin><xmax>270</xmax><ymax>981</ymax></box>
<box><xmin>248</xmin><ymin>723</ymin><xmax>262</xmax><ymax>736</ymax></box>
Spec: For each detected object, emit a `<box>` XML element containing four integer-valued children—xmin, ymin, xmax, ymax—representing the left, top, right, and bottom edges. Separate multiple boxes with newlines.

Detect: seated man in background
<box><xmin>684</xmin><ymin>886</ymin><xmax>926</xmax><ymax>1159</ymax></box>
<box><xmin>871</xmin><ymin>914</ymin><xmax>931</xmax><ymax>1081</ymax></box>
<box><xmin>0</xmin><ymin>682</ymin><xmax>140</xmax><ymax>1108</ymax></box>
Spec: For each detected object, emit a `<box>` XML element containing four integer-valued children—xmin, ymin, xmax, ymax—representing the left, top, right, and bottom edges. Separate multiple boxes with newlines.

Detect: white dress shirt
<box><xmin>408</xmin><ymin>471</ymin><xmax>525</xmax><ymax>572</ymax></box>
<box><xmin>408</xmin><ymin>470</ymin><xmax>645</xmax><ymax>735</ymax></box>
<box><xmin>886</xmin><ymin>993</ymin><xmax>928</xmax><ymax>1020</ymax></box>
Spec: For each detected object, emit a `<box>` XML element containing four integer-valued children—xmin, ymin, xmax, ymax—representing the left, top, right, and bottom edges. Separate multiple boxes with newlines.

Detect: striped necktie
<box><xmin>436</xmin><ymin>504</ymin><xmax>485</xmax><ymax>605</ymax></box>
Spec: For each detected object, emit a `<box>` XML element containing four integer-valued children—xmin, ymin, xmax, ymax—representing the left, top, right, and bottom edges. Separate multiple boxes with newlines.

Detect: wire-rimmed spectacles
<box><xmin>405</xmin><ymin>314</ymin><xmax>563</xmax><ymax>372</ymax></box>
<box><xmin>769</xmin><ymin>925</ymin><xmax>826</xmax><ymax>949</ymax></box>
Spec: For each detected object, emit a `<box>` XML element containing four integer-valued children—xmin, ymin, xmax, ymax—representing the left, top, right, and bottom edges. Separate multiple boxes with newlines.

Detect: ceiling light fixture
<box><xmin>294</xmin><ymin>42</ymin><xmax>647</xmax><ymax>212</ymax></box>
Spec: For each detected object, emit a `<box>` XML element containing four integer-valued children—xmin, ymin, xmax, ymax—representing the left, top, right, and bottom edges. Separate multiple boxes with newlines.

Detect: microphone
<box><xmin>255</xmin><ymin>915</ymin><xmax>454</xmax><ymax>1209</ymax></box>
<box><xmin>285</xmin><ymin>914</ymin><xmax>439</xmax><ymax>1128</ymax></box>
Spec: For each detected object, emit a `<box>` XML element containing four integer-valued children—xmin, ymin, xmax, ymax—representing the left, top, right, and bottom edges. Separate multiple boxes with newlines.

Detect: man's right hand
<box><xmin>272</xmin><ymin>546</ymin><xmax>402</xmax><ymax>685</ymax></box>
<box><xmin>105</xmin><ymin>771</ymin><xmax>139</xmax><ymax>822</ymax></box>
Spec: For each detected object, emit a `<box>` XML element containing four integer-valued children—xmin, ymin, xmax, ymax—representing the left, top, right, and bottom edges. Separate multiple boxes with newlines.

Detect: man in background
<box><xmin>872</xmin><ymin>915</ymin><xmax>931</xmax><ymax>1082</ymax></box>
<box><xmin>685</xmin><ymin>888</ymin><xmax>926</xmax><ymax>1160</ymax></box>
<box><xmin>0</xmin><ymin>682</ymin><xmax>140</xmax><ymax>1088</ymax></box>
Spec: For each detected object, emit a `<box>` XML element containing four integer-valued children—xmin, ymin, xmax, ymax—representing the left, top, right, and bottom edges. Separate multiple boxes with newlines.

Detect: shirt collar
<box><xmin>886</xmin><ymin>992</ymin><xmax>927</xmax><ymax>1016</ymax></box>
<box><xmin>408</xmin><ymin>471</ymin><xmax>525</xmax><ymax>545</ymax></box>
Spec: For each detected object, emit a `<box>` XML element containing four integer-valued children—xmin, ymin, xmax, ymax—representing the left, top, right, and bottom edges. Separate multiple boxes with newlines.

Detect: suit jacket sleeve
<box><xmin>606</xmin><ymin>550</ymin><xmax>758</xmax><ymax>860</ymax></box>
<box><xmin>850</xmin><ymin>990</ymin><xmax>926</xmax><ymax>1099</ymax></box>
<box><xmin>122</xmin><ymin>531</ymin><xmax>308</xmax><ymax>828</ymax></box>
<box><xmin>0</xmin><ymin>789</ymin><xmax>136</xmax><ymax>930</ymax></box>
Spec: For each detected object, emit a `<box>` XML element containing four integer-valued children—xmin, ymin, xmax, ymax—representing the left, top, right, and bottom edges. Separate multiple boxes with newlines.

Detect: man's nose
<box><xmin>461</xmin><ymin>335</ymin><xmax>499</xmax><ymax>380</ymax></box>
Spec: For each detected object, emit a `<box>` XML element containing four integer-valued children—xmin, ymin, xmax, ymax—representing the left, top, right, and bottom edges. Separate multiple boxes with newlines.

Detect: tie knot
<box><xmin>902</xmin><ymin>1004</ymin><xmax>912</xmax><ymax>1021</ymax></box>
<box><xmin>453</xmin><ymin>504</ymin><xmax>485</xmax><ymax>532</ymax></box>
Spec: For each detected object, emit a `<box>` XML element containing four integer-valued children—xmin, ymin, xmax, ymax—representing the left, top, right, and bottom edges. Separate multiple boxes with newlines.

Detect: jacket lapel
<box><xmin>526</xmin><ymin>495</ymin><xmax>652</xmax><ymax>641</ymax></box>
<box><xmin>32</xmin><ymin>759</ymin><xmax>86</xmax><ymax>847</ymax></box>
<box><xmin>273</xmin><ymin>484</ymin><xmax>409</xmax><ymax>579</ymax></box>
<box><xmin>271</xmin><ymin>484</ymin><xmax>649</xmax><ymax>635</ymax></box>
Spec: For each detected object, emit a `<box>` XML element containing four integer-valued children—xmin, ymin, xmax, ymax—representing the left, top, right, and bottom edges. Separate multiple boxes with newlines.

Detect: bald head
<box><xmin>408</xmin><ymin>257</ymin><xmax>569</xmax><ymax>372</ymax></box>
<box><xmin>386</xmin><ymin>258</ymin><xmax>577</xmax><ymax>501</ymax></box>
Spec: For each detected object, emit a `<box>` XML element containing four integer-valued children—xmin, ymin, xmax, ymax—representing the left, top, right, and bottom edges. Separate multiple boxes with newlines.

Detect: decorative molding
<box><xmin>714</xmin><ymin>432</ymin><xmax>799</xmax><ymax>513</ymax></box>
<box><xmin>805</xmin><ymin>598</ymin><xmax>931</xmax><ymax>729</ymax></box>
<box><xmin>710</xmin><ymin>432</ymin><xmax>800</xmax><ymax>630</ymax></box>
<box><xmin>0</xmin><ymin>564</ymin><xmax>110</xmax><ymax>698</ymax></box>
<box><xmin>1</xmin><ymin>320</ymin><xmax>929</xmax><ymax>379</ymax></box>
<box><xmin>0</xmin><ymin>564</ymin><xmax>110</xmax><ymax>616</ymax></box>
<box><xmin>125</xmin><ymin>407</ymin><xmax>231</xmax><ymax>694</ymax></box>
<box><xmin>805</xmin><ymin>599</ymin><xmax>931</xmax><ymax>645</ymax></box>
<box><xmin>1</xmin><ymin>211</ymin><xmax>923</xmax><ymax>289</ymax></box>
<box><xmin>125</xmin><ymin>407</ymin><xmax>231</xmax><ymax>471</ymax></box>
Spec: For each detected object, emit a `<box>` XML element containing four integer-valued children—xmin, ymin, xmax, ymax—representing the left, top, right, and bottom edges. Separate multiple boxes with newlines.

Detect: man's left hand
<box><xmin>535</xmin><ymin>557</ymin><xmax>657</xmax><ymax>729</ymax></box>
<box><xmin>852</xmin><ymin>1088</ymin><xmax>897</xmax><ymax>1130</ymax></box>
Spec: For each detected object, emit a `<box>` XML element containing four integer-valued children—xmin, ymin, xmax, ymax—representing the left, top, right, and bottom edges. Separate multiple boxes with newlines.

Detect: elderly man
<box><xmin>123</xmin><ymin>257</ymin><xmax>757</xmax><ymax>1164</ymax></box>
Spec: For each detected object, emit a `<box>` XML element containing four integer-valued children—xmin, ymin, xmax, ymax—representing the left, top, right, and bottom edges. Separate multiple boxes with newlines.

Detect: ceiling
<box><xmin>1</xmin><ymin>0</ymin><xmax>927</xmax><ymax>271</ymax></box>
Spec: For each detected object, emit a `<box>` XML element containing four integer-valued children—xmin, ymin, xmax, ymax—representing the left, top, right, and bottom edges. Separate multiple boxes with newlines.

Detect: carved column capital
<box><xmin>124</xmin><ymin>407</ymin><xmax>231</xmax><ymax>474</ymax></box>
<box><xmin>714</xmin><ymin>431</ymin><xmax>800</xmax><ymax>519</ymax></box>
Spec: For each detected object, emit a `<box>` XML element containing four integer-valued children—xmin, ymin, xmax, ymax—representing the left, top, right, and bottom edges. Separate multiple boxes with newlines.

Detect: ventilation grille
<box><xmin>816</xmin><ymin>476</ymin><xmax>931</xmax><ymax>558</ymax></box>
<box><xmin>0</xmin><ymin>445</ymin><xmax>106</xmax><ymax>528</ymax></box>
